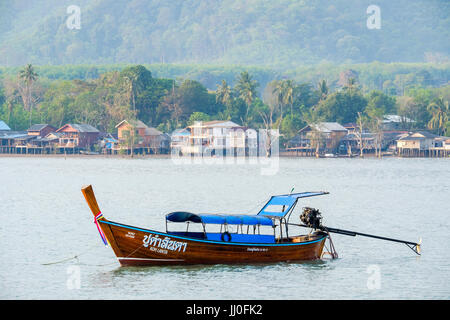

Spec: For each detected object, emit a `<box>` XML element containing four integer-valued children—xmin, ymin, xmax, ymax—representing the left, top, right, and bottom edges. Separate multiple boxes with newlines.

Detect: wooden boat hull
<box><xmin>82</xmin><ymin>184</ymin><xmax>328</xmax><ymax>266</ymax></box>
<box><xmin>99</xmin><ymin>220</ymin><xmax>327</xmax><ymax>266</ymax></box>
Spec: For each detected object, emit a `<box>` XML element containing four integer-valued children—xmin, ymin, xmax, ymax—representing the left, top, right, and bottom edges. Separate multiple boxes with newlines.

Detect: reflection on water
<box><xmin>110</xmin><ymin>258</ymin><xmax>333</xmax><ymax>276</ymax></box>
<box><xmin>0</xmin><ymin>157</ymin><xmax>449</xmax><ymax>299</ymax></box>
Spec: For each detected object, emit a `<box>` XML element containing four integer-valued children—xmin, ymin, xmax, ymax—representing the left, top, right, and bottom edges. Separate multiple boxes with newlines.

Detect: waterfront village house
<box><xmin>382</xmin><ymin>130</ymin><xmax>409</xmax><ymax>152</ymax></box>
<box><xmin>294</xmin><ymin>122</ymin><xmax>348</xmax><ymax>154</ymax></box>
<box><xmin>338</xmin><ymin>132</ymin><xmax>376</xmax><ymax>155</ymax></box>
<box><xmin>116</xmin><ymin>119</ymin><xmax>147</xmax><ymax>142</ymax></box>
<box><xmin>115</xmin><ymin>119</ymin><xmax>169</xmax><ymax>153</ymax></box>
<box><xmin>27</xmin><ymin>124</ymin><xmax>56</xmax><ymax>137</ymax></box>
<box><xmin>0</xmin><ymin>120</ymin><xmax>30</xmax><ymax>153</ymax></box>
<box><xmin>13</xmin><ymin>124</ymin><xmax>58</xmax><ymax>153</ymax></box>
<box><xmin>184</xmin><ymin>120</ymin><xmax>249</xmax><ymax>155</ymax></box>
<box><xmin>337</xmin><ymin>123</ymin><xmax>375</xmax><ymax>155</ymax></box>
<box><xmin>11</xmin><ymin>124</ymin><xmax>58</xmax><ymax>154</ymax></box>
<box><xmin>170</xmin><ymin>128</ymin><xmax>191</xmax><ymax>151</ymax></box>
<box><xmin>56</xmin><ymin>124</ymin><xmax>100</xmax><ymax>150</ymax></box>
<box><xmin>341</xmin><ymin>121</ymin><xmax>407</xmax><ymax>154</ymax></box>
<box><xmin>396</xmin><ymin>131</ymin><xmax>440</xmax><ymax>156</ymax></box>
<box><xmin>145</xmin><ymin>127</ymin><xmax>170</xmax><ymax>153</ymax></box>
<box><xmin>427</xmin><ymin>136</ymin><xmax>450</xmax><ymax>157</ymax></box>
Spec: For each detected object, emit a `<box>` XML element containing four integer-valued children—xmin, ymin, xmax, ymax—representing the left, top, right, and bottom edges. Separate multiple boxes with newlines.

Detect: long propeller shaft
<box><xmin>287</xmin><ymin>222</ymin><xmax>421</xmax><ymax>255</ymax></box>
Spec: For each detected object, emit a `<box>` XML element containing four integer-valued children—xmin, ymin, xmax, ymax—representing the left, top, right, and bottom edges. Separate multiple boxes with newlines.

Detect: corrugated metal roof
<box><xmin>71</xmin><ymin>124</ymin><xmax>99</xmax><ymax>133</ymax></box>
<box><xmin>0</xmin><ymin>131</ymin><xmax>28</xmax><ymax>139</ymax></box>
<box><xmin>57</xmin><ymin>124</ymin><xmax>99</xmax><ymax>133</ymax></box>
<box><xmin>144</xmin><ymin>127</ymin><xmax>163</xmax><ymax>136</ymax></box>
<box><xmin>0</xmin><ymin>120</ymin><xmax>11</xmax><ymax>131</ymax></box>
<box><xmin>28</xmin><ymin>124</ymin><xmax>54</xmax><ymax>132</ymax></box>
<box><xmin>14</xmin><ymin>135</ymin><xmax>36</xmax><ymax>141</ymax></box>
<box><xmin>311</xmin><ymin>122</ymin><xmax>348</xmax><ymax>133</ymax></box>
<box><xmin>399</xmin><ymin>131</ymin><xmax>439</xmax><ymax>140</ymax></box>
<box><xmin>115</xmin><ymin>119</ymin><xmax>147</xmax><ymax>129</ymax></box>
<box><xmin>190</xmin><ymin>120</ymin><xmax>242</xmax><ymax>128</ymax></box>
<box><xmin>204</xmin><ymin>120</ymin><xmax>241</xmax><ymax>127</ymax></box>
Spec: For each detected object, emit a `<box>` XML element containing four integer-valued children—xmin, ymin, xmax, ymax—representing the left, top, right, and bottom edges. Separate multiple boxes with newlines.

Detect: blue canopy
<box><xmin>166</xmin><ymin>212</ymin><xmax>274</xmax><ymax>226</ymax></box>
<box><xmin>257</xmin><ymin>192</ymin><xmax>329</xmax><ymax>218</ymax></box>
<box><xmin>166</xmin><ymin>191</ymin><xmax>328</xmax><ymax>225</ymax></box>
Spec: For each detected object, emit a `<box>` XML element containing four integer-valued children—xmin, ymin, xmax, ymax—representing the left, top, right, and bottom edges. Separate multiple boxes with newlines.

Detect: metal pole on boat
<box><xmin>286</xmin><ymin>222</ymin><xmax>421</xmax><ymax>255</ymax></box>
<box><xmin>322</xmin><ymin>226</ymin><xmax>422</xmax><ymax>255</ymax></box>
<box><xmin>279</xmin><ymin>218</ymin><xmax>283</xmax><ymax>241</ymax></box>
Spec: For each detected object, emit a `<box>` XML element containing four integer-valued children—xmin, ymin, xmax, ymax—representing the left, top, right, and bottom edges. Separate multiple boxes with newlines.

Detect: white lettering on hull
<box><xmin>142</xmin><ymin>234</ymin><xmax>188</xmax><ymax>254</ymax></box>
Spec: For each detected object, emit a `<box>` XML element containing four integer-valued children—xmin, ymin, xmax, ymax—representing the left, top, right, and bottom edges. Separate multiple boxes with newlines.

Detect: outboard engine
<box><xmin>300</xmin><ymin>207</ymin><xmax>323</xmax><ymax>229</ymax></box>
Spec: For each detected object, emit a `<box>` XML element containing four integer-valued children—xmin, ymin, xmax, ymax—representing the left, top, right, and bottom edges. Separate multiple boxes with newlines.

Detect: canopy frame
<box><xmin>257</xmin><ymin>191</ymin><xmax>329</xmax><ymax>239</ymax></box>
<box><xmin>165</xmin><ymin>191</ymin><xmax>329</xmax><ymax>241</ymax></box>
<box><xmin>165</xmin><ymin>211</ymin><xmax>276</xmax><ymax>238</ymax></box>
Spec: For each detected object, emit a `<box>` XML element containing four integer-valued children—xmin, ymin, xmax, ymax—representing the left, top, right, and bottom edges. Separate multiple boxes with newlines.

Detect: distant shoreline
<box><xmin>0</xmin><ymin>153</ymin><xmax>172</xmax><ymax>159</ymax></box>
<box><xmin>0</xmin><ymin>153</ymin><xmax>447</xmax><ymax>159</ymax></box>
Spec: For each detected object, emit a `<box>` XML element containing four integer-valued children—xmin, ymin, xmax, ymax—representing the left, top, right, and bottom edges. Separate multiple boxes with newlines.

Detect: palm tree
<box><xmin>272</xmin><ymin>80</ymin><xmax>295</xmax><ymax>120</ymax></box>
<box><xmin>272</xmin><ymin>80</ymin><xmax>285</xmax><ymax>121</ymax></box>
<box><xmin>19</xmin><ymin>64</ymin><xmax>38</xmax><ymax>127</ymax></box>
<box><xmin>427</xmin><ymin>97</ymin><xmax>449</xmax><ymax>136</ymax></box>
<box><xmin>282</xmin><ymin>80</ymin><xmax>295</xmax><ymax>118</ymax></box>
<box><xmin>235</xmin><ymin>71</ymin><xmax>258</xmax><ymax>125</ymax></box>
<box><xmin>318</xmin><ymin>79</ymin><xmax>328</xmax><ymax>100</ymax></box>
<box><xmin>216</xmin><ymin>80</ymin><xmax>233</xmax><ymax>118</ymax></box>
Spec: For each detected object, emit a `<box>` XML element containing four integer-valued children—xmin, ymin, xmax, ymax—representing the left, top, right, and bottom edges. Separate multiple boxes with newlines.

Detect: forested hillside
<box><xmin>0</xmin><ymin>0</ymin><xmax>449</xmax><ymax>67</ymax></box>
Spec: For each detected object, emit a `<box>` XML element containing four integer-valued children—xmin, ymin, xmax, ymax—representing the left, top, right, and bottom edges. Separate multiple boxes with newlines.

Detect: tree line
<box><xmin>1</xmin><ymin>64</ymin><xmax>449</xmax><ymax>146</ymax></box>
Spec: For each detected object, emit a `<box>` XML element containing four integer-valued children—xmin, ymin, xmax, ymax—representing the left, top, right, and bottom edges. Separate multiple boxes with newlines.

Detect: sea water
<box><xmin>0</xmin><ymin>156</ymin><xmax>448</xmax><ymax>299</ymax></box>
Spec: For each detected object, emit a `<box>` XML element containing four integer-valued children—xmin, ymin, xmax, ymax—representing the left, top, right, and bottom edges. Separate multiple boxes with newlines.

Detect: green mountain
<box><xmin>0</xmin><ymin>0</ymin><xmax>449</xmax><ymax>67</ymax></box>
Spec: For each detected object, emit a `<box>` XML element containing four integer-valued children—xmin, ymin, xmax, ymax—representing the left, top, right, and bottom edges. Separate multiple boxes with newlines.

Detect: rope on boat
<box><xmin>40</xmin><ymin>245</ymin><xmax>99</xmax><ymax>265</ymax></box>
<box><xmin>41</xmin><ymin>243</ymin><xmax>145</xmax><ymax>267</ymax></box>
<box><xmin>79</xmin><ymin>242</ymin><xmax>146</xmax><ymax>267</ymax></box>
<box><xmin>76</xmin><ymin>260</ymin><xmax>117</xmax><ymax>267</ymax></box>
<box><xmin>321</xmin><ymin>230</ymin><xmax>339</xmax><ymax>259</ymax></box>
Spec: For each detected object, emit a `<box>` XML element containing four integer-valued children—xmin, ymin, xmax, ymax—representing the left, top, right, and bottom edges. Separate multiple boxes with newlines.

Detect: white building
<box><xmin>176</xmin><ymin>120</ymin><xmax>253</xmax><ymax>155</ymax></box>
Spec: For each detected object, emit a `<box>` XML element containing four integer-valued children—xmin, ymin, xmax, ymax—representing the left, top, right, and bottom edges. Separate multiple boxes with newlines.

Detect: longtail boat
<box><xmin>81</xmin><ymin>185</ymin><xmax>421</xmax><ymax>267</ymax></box>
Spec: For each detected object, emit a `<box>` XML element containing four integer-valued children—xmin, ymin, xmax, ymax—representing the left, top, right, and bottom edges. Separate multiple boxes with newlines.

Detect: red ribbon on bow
<box><xmin>94</xmin><ymin>212</ymin><xmax>108</xmax><ymax>246</ymax></box>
